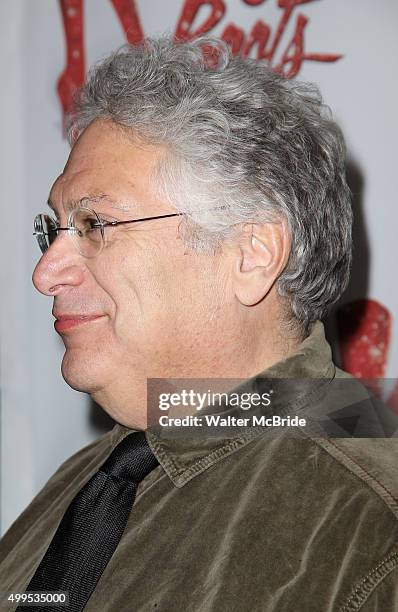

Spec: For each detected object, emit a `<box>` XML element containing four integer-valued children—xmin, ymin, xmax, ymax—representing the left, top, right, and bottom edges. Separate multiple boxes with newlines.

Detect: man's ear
<box><xmin>232</xmin><ymin>221</ymin><xmax>291</xmax><ymax>306</ymax></box>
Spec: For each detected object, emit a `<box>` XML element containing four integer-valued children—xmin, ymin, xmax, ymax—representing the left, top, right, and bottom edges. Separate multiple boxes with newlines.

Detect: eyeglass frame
<box><xmin>33</xmin><ymin>207</ymin><xmax>184</xmax><ymax>257</ymax></box>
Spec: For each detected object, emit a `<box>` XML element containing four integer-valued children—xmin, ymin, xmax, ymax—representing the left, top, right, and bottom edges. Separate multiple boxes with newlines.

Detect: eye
<box><xmin>87</xmin><ymin>217</ymin><xmax>104</xmax><ymax>230</ymax></box>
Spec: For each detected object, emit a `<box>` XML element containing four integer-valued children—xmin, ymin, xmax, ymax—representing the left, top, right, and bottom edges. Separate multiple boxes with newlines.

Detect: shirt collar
<box><xmin>111</xmin><ymin>321</ymin><xmax>336</xmax><ymax>487</ymax></box>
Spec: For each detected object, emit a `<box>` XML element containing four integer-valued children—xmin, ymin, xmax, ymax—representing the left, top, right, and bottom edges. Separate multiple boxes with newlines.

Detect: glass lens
<box><xmin>70</xmin><ymin>207</ymin><xmax>104</xmax><ymax>257</ymax></box>
<box><xmin>34</xmin><ymin>214</ymin><xmax>58</xmax><ymax>253</ymax></box>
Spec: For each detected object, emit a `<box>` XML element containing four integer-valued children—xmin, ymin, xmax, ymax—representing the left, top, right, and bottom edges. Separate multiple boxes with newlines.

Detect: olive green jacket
<box><xmin>1</xmin><ymin>322</ymin><xmax>397</xmax><ymax>611</ymax></box>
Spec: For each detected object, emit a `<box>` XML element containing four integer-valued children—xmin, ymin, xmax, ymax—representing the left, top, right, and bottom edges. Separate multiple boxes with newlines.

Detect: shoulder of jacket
<box><xmin>314</xmin><ymin>436</ymin><xmax>398</xmax><ymax>519</ymax></box>
<box><xmin>302</xmin><ymin>366</ymin><xmax>398</xmax><ymax>518</ymax></box>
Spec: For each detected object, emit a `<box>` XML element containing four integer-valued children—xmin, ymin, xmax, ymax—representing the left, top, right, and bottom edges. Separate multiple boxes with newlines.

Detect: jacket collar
<box><xmin>111</xmin><ymin>321</ymin><xmax>336</xmax><ymax>487</ymax></box>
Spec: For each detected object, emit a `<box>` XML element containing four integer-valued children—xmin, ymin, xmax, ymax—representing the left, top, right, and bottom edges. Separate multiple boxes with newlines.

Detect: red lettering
<box><xmin>243</xmin><ymin>0</ymin><xmax>268</xmax><ymax>5</ymax></box>
<box><xmin>57</xmin><ymin>0</ymin><xmax>343</xmax><ymax>130</ymax></box>
<box><xmin>221</xmin><ymin>24</ymin><xmax>245</xmax><ymax>55</ymax></box>
<box><xmin>57</xmin><ymin>0</ymin><xmax>144</xmax><ymax>127</ymax></box>
<box><xmin>274</xmin><ymin>12</ymin><xmax>308</xmax><ymax>77</ymax></box>
<box><xmin>266</xmin><ymin>0</ymin><xmax>308</xmax><ymax>61</ymax></box>
<box><xmin>174</xmin><ymin>0</ymin><xmax>226</xmax><ymax>41</ymax></box>
<box><xmin>242</xmin><ymin>20</ymin><xmax>271</xmax><ymax>60</ymax></box>
<box><xmin>57</xmin><ymin>0</ymin><xmax>85</xmax><ymax>130</ymax></box>
<box><xmin>337</xmin><ymin>299</ymin><xmax>391</xmax><ymax>380</ymax></box>
<box><xmin>278</xmin><ymin>0</ymin><xmax>315</xmax><ymax>8</ymax></box>
<box><xmin>335</xmin><ymin>298</ymin><xmax>398</xmax><ymax>413</ymax></box>
<box><xmin>275</xmin><ymin>13</ymin><xmax>342</xmax><ymax>78</ymax></box>
<box><xmin>110</xmin><ymin>0</ymin><xmax>144</xmax><ymax>44</ymax></box>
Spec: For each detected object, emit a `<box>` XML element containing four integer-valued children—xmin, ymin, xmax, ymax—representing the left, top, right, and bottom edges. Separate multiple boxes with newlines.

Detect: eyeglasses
<box><xmin>33</xmin><ymin>206</ymin><xmax>183</xmax><ymax>258</ymax></box>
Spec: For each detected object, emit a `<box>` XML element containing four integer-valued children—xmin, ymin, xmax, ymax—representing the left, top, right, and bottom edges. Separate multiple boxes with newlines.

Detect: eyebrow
<box><xmin>47</xmin><ymin>194</ymin><xmax>131</xmax><ymax>215</ymax></box>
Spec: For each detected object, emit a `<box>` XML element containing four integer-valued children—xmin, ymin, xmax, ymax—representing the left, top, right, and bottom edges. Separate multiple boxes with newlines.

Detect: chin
<box><xmin>60</xmin><ymin>349</ymin><xmax>107</xmax><ymax>394</ymax></box>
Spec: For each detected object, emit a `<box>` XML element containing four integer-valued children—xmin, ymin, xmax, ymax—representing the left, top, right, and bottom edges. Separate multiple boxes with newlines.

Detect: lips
<box><xmin>53</xmin><ymin>314</ymin><xmax>104</xmax><ymax>333</ymax></box>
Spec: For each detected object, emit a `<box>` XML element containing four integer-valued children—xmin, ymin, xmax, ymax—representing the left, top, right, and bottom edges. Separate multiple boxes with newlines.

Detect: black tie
<box><xmin>18</xmin><ymin>432</ymin><xmax>159</xmax><ymax>612</ymax></box>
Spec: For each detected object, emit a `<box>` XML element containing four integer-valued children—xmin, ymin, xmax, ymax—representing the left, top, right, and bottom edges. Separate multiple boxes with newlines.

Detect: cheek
<box><xmin>99</xmin><ymin>246</ymin><xmax>172</xmax><ymax>331</ymax></box>
<box><xmin>119</xmin><ymin>235</ymin><xmax>183</xmax><ymax>298</ymax></box>
<box><xmin>96</xmin><ymin>237</ymin><xmax>223</xmax><ymax>337</ymax></box>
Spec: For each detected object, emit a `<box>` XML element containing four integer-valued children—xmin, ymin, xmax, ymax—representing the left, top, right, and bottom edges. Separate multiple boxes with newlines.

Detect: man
<box><xmin>0</xmin><ymin>37</ymin><xmax>397</xmax><ymax>611</ymax></box>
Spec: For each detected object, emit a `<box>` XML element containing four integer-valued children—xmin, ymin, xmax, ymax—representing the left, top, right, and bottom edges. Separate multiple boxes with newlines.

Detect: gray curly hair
<box><xmin>68</xmin><ymin>37</ymin><xmax>352</xmax><ymax>334</ymax></box>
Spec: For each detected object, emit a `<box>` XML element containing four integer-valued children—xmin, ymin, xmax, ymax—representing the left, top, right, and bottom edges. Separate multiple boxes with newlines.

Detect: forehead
<box><xmin>49</xmin><ymin>120</ymin><xmax>166</xmax><ymax>208</ymax></box>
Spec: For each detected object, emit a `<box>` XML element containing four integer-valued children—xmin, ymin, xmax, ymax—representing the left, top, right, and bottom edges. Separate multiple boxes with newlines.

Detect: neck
<box><xmin>92</xmin><ymin>308</ymin><xmax>303</xmax><ymax>430</ymax></box>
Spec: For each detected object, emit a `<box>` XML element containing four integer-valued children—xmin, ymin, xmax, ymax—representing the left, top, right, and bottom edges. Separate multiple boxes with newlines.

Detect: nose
<box><xmin>32</xmin><ymin>233</ymin><xmax>86</xmax><ymax>296</ymax></box>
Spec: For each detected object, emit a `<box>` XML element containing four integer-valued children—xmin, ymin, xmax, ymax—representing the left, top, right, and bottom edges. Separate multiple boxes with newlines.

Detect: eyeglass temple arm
<box><xmin>33</xmin><ymin>206</ymin><xmax>225</xmax><ymax>235</ymax></box>
<box><xmin>33</xmin><ymin>214</ymin><xmax>182</xmax><ymax>236</ymax></box>
<box><xmin>109</xmin><ymin>207</ymin><xmax>226</xmax><ymax>227</ymax></box>
<box><xmin>107</xmin><ymin>212</ymin><xmax>183</xmax><ymax>227</ymax></box>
